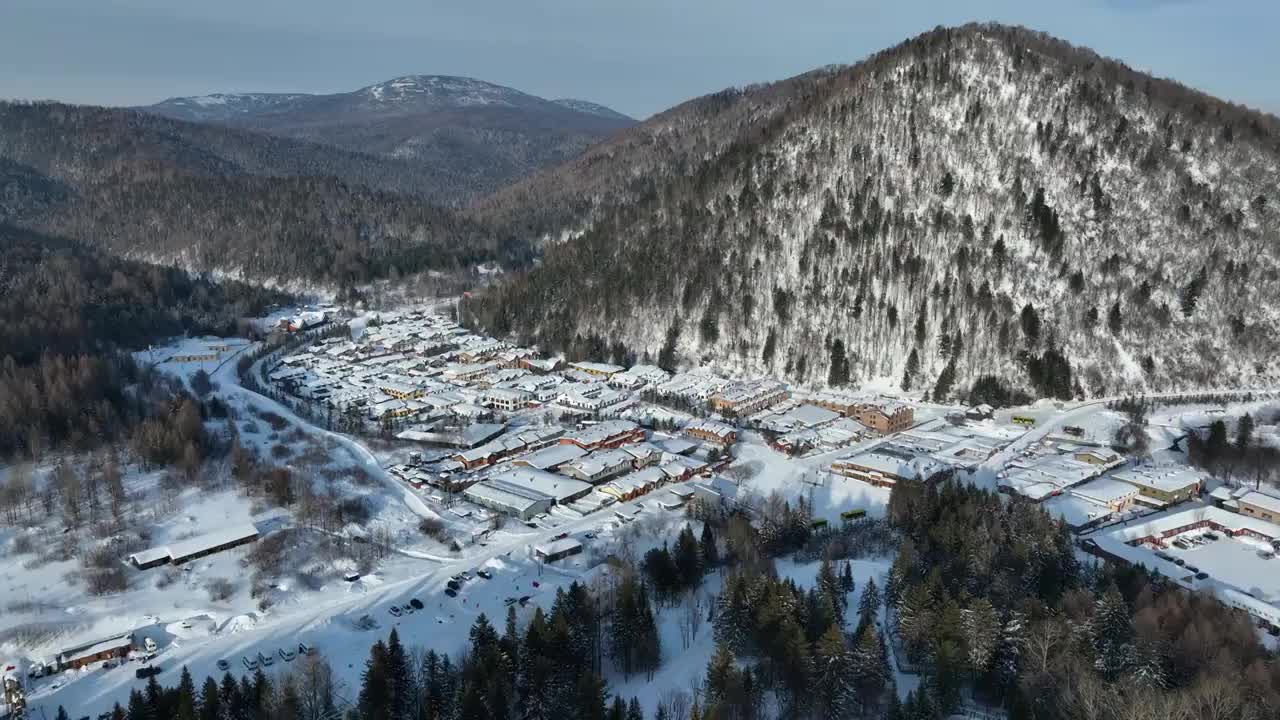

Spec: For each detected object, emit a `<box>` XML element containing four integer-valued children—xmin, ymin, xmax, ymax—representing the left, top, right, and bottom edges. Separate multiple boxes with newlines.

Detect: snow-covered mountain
<box><xmin>470</xmin><ymin>24</ymin><xmax>1280</xmax><ymax>400</ymax></box>
<box><xmin>137</xmin><ymin>76</ymin><xmax>635</xmax><ymax>203</ymax></box>
<box><xmin>139</xmin><ymin>92</ymin><xmax>310</xmax><ymax>123</ymax></box>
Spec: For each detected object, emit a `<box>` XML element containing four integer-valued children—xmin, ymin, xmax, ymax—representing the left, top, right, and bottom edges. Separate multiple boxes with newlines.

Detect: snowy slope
<box><xmin>471</xmin><ymin>23</ymin><xmax>1280</xmax><ymax>399</ymax></box>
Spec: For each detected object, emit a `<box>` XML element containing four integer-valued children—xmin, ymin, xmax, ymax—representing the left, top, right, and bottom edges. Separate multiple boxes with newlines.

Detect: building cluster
<box><xmin>393</xmin><ymin>419</ymin><xmax>718</xmax><ymax>523</ymax></box>
<box><xmin>722</xmin><ymin>389</ymin><xmax>920</xmax><ymax>456</ymax></box>
<box><xmin>1087</xmin><ymin>503</ymin><xmax>1280</xmax><ymax>630</ymax></box>
<box><xmin>828</xmin><ymin>419</ymin><xmax>1009</xmax><ymax>487</ymax></box>
<box><xmin>268</xmin><ymin>313</ymin><xmax>685</xmax><ymax>428</ymax></box>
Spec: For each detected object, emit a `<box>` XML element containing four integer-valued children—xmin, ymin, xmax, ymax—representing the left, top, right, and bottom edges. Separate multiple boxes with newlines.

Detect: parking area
<box><xmin>1162</xmin><ymin>531</ymin><xmax>1280</xmax><ymax>600</ymax></box>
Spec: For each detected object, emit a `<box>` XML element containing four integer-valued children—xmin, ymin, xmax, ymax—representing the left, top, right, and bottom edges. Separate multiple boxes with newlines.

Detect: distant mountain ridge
<box><xmin>0</xmin><ymin>100</ymin><xmax>517</xmax><ymax>286</ymax></box>
<box><xmin>137</xmin><ymin>75</ymin><xmax>635</xmax><ymax>203</ymax></box>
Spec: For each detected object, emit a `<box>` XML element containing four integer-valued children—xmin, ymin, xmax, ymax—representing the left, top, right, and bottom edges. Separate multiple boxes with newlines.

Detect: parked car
<box><xmin>258</xmin><ymin>651</ymin><xmax>274</xmax><ymax>667</ymax></box>
<box><xmin>409</xmin><ymin>597</ymin><xmax>424</xmax><ymax>609</ymax></box>
<box><xmin>1185</xmin><ymin>565</ymin><xmax>1199</xmax><ymax>573</ymax></box>
<box><xmin>135</xmin><ymin>666</ymin><xmax>162</xmax><ymax>680</ymax></box>
<box><xmin>216</xmin><ymin>659</ymin><xmax>230</xmax><ymax>672</ymax></box>
<box><xmin>458</xmin><ymin>571</ymin><xmax>472</xmax><ymax>581</ymax></box>
<box><xmin>242</xmin><ymin>656</ymin><xmax>259</xmax><ymax>671</ymax></box>
<box><xmin>553</xmin><ymin>532</ymin><xmax>569</xmax><ymax>541</ymax></box>
<box><xmin>1174</xmin><ymin>558</ymin><xmax>1186</xmax><ymax>566</ymax></box>
<box><xmin>504</xmin><ymin>597</ymin><xmax>517</xmax><ymax>605</ymax></box>
<box><xmin>1195</xmin><ymin>572</ymin><xmax>1209</xmax><ymax>580</ymax></box>
<box><xmin>389</xmin><ymin>606</ymin><xmax>403</xmax><ymax>617</ymax></box>
<box><xmin>518</xmin><ymin>595</ymin><xmax>531</xmax><ymax>606</ymax></box>
<box><xmin>402</xmin><ymin>603</ymin><xmax>415</xmax><ymax>614</ymax></box>
<box><xmin>445</xmin><ymin>588</ymin><xmax>457</xmax><ymax>598</ymax></box>
<box><xmin>297</xmin><ymin>643</ymin><xmax>315</xmax><ymax>657</ymax></box>
<box><xmin>447</xmin><ymin>580</ymin><xmax>461</xmax><ymax>591</ymax></box>
<box><xmin>476</xmin><ymin>570</ymin><xmax>492</xmax><ymax>580</ymax></box>
<box><xmin>101</xmin><ymin>660</ymin><xmax>117</xmax><ymax>669</ymax></box>
<box><xmin>1204</xmin><ymin>532</ymin><xmax>1219</xmax><ymax>541</ymax></box>
<box><xmin>583</xmin><ymin>532</ymin><xmax>596</xmax><ymax>540</ymax></box>
<box><xmin>279</xmin><ymin>647</ymin><xmax>296</xmax><ymax>662</ymax></box>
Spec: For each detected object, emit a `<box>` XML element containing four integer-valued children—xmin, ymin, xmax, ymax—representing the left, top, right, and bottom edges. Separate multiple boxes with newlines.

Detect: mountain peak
<box><xmin>358</xmin><ymin>75</ymin><xmax>529</xmax><ymax>107</ymax></box>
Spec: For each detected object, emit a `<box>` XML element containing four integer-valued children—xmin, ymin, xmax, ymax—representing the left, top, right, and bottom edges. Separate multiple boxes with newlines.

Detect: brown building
<box><xmin>710</xmin><ymin>382</ymin><xmax>789</xmax><ymax>417</ymax></box>
<box><xmin>853</xmin><ymin>403</ymin><xmax>913</xmax><ymax>434</ymax></box>
<box><xmin>56</xmin><ymin>633</ymin><xmax>134</xmax><ymax>670</ymax></box>
<box><xmin>682</xmin><ymin>420</ymin><xmax>738</xmax><ymax>447</ymax></box>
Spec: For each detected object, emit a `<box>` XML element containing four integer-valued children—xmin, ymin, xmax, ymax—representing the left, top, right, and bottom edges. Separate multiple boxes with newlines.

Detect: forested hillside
<box><xmin>470</xmin><ymin>23</ymin><xmax>1280</xmax><ymax>399</ymax></box>
<box><xmin>0</xmin><ymin>102</ymin><xmax>519</xmax><ymax>285</ymax></box>
<box><xmin>0</xmin><ymin>224</ymin><xmax>285</xmax><ymax>459</ymax></box>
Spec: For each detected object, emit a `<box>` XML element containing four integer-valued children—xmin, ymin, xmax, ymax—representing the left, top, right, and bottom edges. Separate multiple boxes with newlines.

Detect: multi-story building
<box><xmin>710</xmin><ymin>381</ymin><xmax>788</xmax><ymax>416</ymax></box>
<box><xmin>682</xmin><ymin>419</ymin><xmax>738</xmax><ymax>446</ymax></box>
<box><xmin>853</xmin><ymin>403</ymin><xmax>914</xmax><ymax>434</ymax></box>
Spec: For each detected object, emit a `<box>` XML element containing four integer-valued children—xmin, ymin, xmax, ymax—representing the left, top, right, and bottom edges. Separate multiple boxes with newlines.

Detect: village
<box><xmin>5</xmin><ymin>303</ymin><xmax>1280</xmax><ymax>718</ymax></box>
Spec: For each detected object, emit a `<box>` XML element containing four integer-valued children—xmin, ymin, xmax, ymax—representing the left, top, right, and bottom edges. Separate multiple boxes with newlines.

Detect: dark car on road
<box><xmin>135</xmin><ymin>666</ymin><xmax>162</xmax><ymax>680</ymax></box>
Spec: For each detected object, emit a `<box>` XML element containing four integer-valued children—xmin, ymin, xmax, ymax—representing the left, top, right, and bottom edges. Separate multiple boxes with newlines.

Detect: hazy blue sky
<box><xmin>3</xmin><ymin>0</ymin><xmax>1276</xmax><ymax>118</ymax></box>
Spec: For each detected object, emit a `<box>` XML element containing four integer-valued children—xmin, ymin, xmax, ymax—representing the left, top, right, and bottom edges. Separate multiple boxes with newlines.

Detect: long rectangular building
<box><xmin>128</xmin><ymin>524</ymin><xmax>260</xmax><ymax>570</ymax></box>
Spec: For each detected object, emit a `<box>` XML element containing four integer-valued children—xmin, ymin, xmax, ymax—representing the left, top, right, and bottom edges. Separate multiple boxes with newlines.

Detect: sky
<box><xmin>2</xmin><ymin>0</ymin><xmax>1277</xmax><ymax>119</ymax></box>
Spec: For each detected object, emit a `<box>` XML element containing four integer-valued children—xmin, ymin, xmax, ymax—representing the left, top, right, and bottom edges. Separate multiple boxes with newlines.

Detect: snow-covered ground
<box><xmin>7</xmin><ymin>322</ymin><xmax>1275</xmax><ymax>716</ymax></box>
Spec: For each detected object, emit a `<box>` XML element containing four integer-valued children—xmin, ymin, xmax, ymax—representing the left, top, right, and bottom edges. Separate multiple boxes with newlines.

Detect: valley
<box><xmin>2</xmin><ymin>15</ymin><xmax>1280</xmax><ymax>720</ymax></box>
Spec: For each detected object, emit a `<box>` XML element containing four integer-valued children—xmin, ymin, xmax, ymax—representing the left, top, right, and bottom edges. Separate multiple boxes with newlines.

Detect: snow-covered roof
<box><xmin>166</xmin><ymin>524</ymin><xmax>260</xmax><ymax>563</ymax></box>
<box><xmin>788</xmin><ymin>404</ymin><xmax>841</xmax><ymax>428</ymax></box>
<box><xmin>1111</xmin><ymin>465</ymin><xmax>1202</xmax><ymax>493</ymax></box>
<box><xmin>488</xmin><ymin>468</ymin><xmax>592</xmax><ymax>503</ymax></box>
<box><xmin>1071</xmin><ymin>477</ymin><xmax>1140</xmax><ymax>506</ymax></box>
<box><xmin>516</xmin><ymin>443</ymin><xmax>587</xmax><ymax>471</ymax></box>
<box><xmin>534</xmin><ymin>538</ymin><xmax>583</xmax><ymax>557</ymax></box>
<box><xmin>1238</xmin><ymin>491</ymin><xmax>1280</xmax><ymax>515</ymax></box>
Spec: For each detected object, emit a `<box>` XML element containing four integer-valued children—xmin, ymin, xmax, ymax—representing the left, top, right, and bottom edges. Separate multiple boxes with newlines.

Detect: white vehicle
<box><xmin>258</xmin><ymin>651</ymin><xmax>274</xmax><ymax>667</ymax></box>
<box><xmin>297</xmin><ymin>643</ymin><xmax>315</xmax><ymax>657</ymax></box>
<box><xmin>242</xmin><ymin>656</ymin><xmax>258</xmax><ymax>671</ymax></box>
<box><xmin>142</xmin><ymin>637</ymin><xmax>158</xmax><ymax>653</ymax></box>
<box><xmin>278</xmin><ymin>647</ymin><xmax>296</xmax><ymax>662</ymax></box>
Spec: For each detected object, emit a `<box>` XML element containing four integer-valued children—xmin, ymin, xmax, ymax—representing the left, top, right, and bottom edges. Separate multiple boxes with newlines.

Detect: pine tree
<box><xmin>960</xmin><ymin>599</ymin><xmax>1000</xmax><ymax>675</ymax></box>
<box><xmin>386</xmin><ymin>628</ymin><xmax>417</xmax><ymax>720</ymax></box>
<box><xmin>858</xmin><ymin>578</ymin><xmax>881</xmax><ymax>629</ymax></box>
<box><xmin>1020</xmin><ymin>304</ymin><xmax>1040</xmax><ymax>343</ymax></box>
<box><xmin>816</xmin><ymin>557</ymin><xmax>846</xmax><ymax>624</ymax></box>
<box><xmin>625</xmin><ymin>697</ymin><xmax>644</xmax><ymax>720</ymax></box>
<box><xmin>1237</xmin><ymin>413</ymin><xmax>1255</xmax><ymax>450</ymax></box>
<box><xmin>572</xmin><ymin>673</ymin><xmax>607</xmax><ymax>720</ymax></box>
<box><xmin>813</xmin><ymin>624</ymin><xmax>855</xmax><ymax>720</ymax></box>
<box><xmin>901</xmin><ymin>349</ymin><xmax>920</xmax><ymax>391</ymax></box>
<box><xmin>608</xmin><ymin>696</ymin><xmax>626</xmax><ymax>720</ymax></box>
<box><xmin>1108</xmin><ymin>300</ymin><xmax>1123</xmax><ymax>334</ymax></box>
<box><xmin>198</xmin><ymin>676</ymin><xmax>220</xmax><ymax>720</ymax></box>
<box><xmin>699</xmin><ymin>522</ymin><xmax>719</xmax><ymax>569</ymax></box>
<box><xmin>55</xmin><ymin>707</ymin><xmax>70</xmax><ymax>720</ymax></box>
<box><xmin>1181</xmin><ymin>266</ymin><xmax>1207</xmax><ymax>316</ymax></box>
<box><xmin>840</xmin><ymin>560</ymin><xmax>855</xmax><ymax>594</ymax></box>
<box><xmin>673</xmin><ymin>525</ymin><xmax>703</xmax><ymax>589</ymax></box>
<box><xmin>1092</xmin><ymin>587</ymin><xmax>1135</xmax><ymax>680</ymax></box>
<box><xmin>850</xmin><ymin>622</ymin><xmax>890</xmax><ymax>716</ymax></box>
<box><xmin>168</xmin><ymin>665</ymin><xmax>196</xmax><ymax>720</ymax></box>
<box><xmin>127</xmin><ymin>689</ymin><xmax>147</xmax><ymax>720</ymax></box>
<box><xmin>358</xmin><ymin>639</ymin><xmax>390</xmax><ymax>720</ymax></box>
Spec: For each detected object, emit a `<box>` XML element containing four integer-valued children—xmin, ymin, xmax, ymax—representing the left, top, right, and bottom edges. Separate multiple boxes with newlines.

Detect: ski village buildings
<box><xmin>259</xmin><ymin>307</ymin><xmax>1280</xmax><ymax>631</ymax></box>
